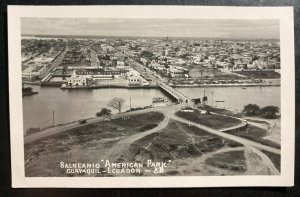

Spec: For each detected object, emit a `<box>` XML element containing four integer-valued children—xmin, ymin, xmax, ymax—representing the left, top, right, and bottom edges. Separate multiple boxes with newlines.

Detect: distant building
<box><xmin>67</xmin><ymin>71</ymin><xmax>92</xmax><ymax>86</ymax></box>
<box><xmin>168</xmin><ymin>66</ymin><xmax>189</xmax><ymax>78</ymax></box>
<box><xmin>128</xmin><ymin>76</ymin><xmax>142</xmax><ymax>86</ymax></box>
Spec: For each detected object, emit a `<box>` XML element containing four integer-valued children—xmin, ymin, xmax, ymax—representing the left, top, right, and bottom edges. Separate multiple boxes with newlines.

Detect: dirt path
<box><xmin>104</xmin><ymin>111</ymin><xmax>171</xmax><ymax>161</ymax></box>
<box><xmin>24</xmin><ymin>106</ymin><xmax>171</xmax><ymax>145</ymax></box>
<box><xmin>170</xmin><ymin>114</ymin><xmax>280</xmax><ymax>155</ymax></box>
<box><xmin>25</xmin><ymin>102</ymin><xmax>281</xmax><ymax>175</ymax></box>
<box><xmin>170</xmin><ymin>113</ymin><xmax>280</xmax><ymax>175</ymax></box>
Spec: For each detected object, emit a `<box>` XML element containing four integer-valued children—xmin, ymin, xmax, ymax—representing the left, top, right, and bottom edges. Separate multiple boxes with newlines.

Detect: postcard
<box><xmin>8</xmin><ymin>5</ymin><xmax>295</xmax><ymax>187</ymax></box>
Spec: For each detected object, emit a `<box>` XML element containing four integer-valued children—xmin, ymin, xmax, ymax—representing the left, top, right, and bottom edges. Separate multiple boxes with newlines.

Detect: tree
<box><xmin>108</xmin><ymin>97</ymin><xmax>126</xmax><ymax>114</ymax></box>
<box><xmin>96</xmin><ymin>108</ymin><xmax>112</xmax><ymax>118</ymax></box>
<box><xmin>260</xmin><ymin>106</ymin><xmax>279</xmax><ymax>119</ymax></box>
<box><xmin>243</xmin><ymin>104</ymin><xmax>260</xmax><ymax>116</ymax></box>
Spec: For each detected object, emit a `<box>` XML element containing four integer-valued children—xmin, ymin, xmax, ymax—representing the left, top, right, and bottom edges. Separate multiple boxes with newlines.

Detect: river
<box><xmin>22</xmin><ymin>85</ymin><xmax>171</xmax><ymax>132</ymax></box>
<box><xmin>176</xmin><ymin>86</ymin><xmax>280</xmax><ymax>112</ymax></box>
<box><xmin>22</xmin><ymin>85</ymin><xmax>280</xmax><ymax>132</ymax></box>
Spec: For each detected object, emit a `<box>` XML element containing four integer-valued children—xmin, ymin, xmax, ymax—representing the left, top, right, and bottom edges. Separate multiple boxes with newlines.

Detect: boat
<box><xmin>152</xmin><ymin>97</ymin><xmax>168</xmax><ymax>107</ymax></box>
<box><xmin>215</xmin><ymin>100</ymin><xmax>225</xmax><ymax>102</ymax></box>
<box><xmin>242</xmin><ymin>87</ymin><xmax>247</xmax><ymax>89</ymax></box>
<box><xmin>152</xmin><ymin>97</ymin><xmax>168</xmax><ymax>103</ymax></box>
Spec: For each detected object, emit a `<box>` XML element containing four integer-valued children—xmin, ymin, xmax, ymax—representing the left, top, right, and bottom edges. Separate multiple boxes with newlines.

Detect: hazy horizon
<box><xmin>21</xmin><ymin>18</ymin><xmax>280</xmax><ymax>40</ymax></box>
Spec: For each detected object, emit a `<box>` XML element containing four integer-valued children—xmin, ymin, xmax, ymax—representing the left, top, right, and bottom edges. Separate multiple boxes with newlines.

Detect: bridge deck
<box><xmin>158</xmin><ymin>83</ymin><xmax>189</xmax><ymax>102</ymax></box>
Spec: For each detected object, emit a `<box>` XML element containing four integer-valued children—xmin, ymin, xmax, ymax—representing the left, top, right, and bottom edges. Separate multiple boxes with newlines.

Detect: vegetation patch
<box><xmin>226</xmin><ymin>124</ymin><xmax>281</xmax><ymax>149</ymax></box>
<box><xmin>140</xmin><ymin>123</ymin><xmax>158</xmax><ymax>132</ymax></box>
<box><xmin>205</xmin><ymin>150</ymin><xmax>247</xmax><ymax>172</ymax></box>
<box><xmin>25</xmin><ymin>112</ymin><xmax>165</xmax><ymax>176</ymax></box>
<box><xmin>199</xmin><ymin>105</ymin><xmax>242</xmax><ymax>118</ymax></box>
<box><xmin>244</xmin><ymin>119</ymin><xmax>270</xmax><ymax>125</ymax></box>
<box><xmin>130</xmin><ymin>121</ymin><xmax>242</xmax><ymax>163</ymax></box>
<box><xmin>242</xmin><ymin>104</ymin><xmax>280</xmax><ymax>119</ymax></box>
<box><xmin>175</xmin><ymin>109</ymin><xmax>242</xmax><ymax>129</ymax></box>
<box><xmin>261</xmin><ymin>150</ymin><xmax>281</xmax><ymax>172</ymax></box>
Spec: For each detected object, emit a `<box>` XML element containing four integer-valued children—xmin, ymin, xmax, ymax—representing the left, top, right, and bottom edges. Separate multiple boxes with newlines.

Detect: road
<box><xmin>24</xmin><ymin>105</ymin><xmax>172</xmax><ymax>145</ymax></box>
<box><xmin>127</xmin><ymin>58</ymin><xmax>189</xmax><ymax>102</ymax></box>
<box><xmin>170</xmin><ymin>114</ymin><xmax>280</xmax><ymax>155</ymax></box>
<box><xmin>25</xmin><ymin>97</ymin><xmax>280</xmax><ymax>174</ymax></box>
<box><xmin>25</xmin><ymin>97</ymin><xmax>280</xmax><ymax>155</ymax></box>
<box><xmin>104</xmin><ymin>111</ymin><xmax>171</xmax><ymax>161</ymax></box>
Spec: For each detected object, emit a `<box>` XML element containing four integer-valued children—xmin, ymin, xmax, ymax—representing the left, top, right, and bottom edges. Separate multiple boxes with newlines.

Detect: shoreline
<box><xmin>60</xmin><ymin>84</ymin><xmax>158</xmax><ymax>89</ymax></box>
<box><xmin>24</xmin><ymin>81</ymin><xmax>280</xmax><ymax>89</ymax></box>
<box><xmin>172</xmin><ymin>83</ymin><xmax>280</xmax><ymax>88</ymax></box>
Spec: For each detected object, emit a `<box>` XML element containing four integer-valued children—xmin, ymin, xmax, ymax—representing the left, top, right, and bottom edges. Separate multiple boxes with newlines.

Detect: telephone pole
<box><xmin>130</xmin><ymin>97</ymin><xmax>132</xmax><ymax>110</ymax></box>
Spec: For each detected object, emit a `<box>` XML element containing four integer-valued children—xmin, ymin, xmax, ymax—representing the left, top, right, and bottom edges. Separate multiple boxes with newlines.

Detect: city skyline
<box><xmin>21</xmin><ymin>18</ymin><xmax>280</xmax><ymax>40</ymax></box>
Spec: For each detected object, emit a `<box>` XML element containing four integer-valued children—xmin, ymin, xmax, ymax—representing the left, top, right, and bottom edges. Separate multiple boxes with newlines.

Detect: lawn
<box><xmin>129</xmin><ymin>120</ymin><xmax>242</xmax><ymax>163</ymax></box>
<box><xmin>226</xmin><ymin>124</ymin><xmax>281</xmax><ymax>149</ymax></box>
<box><xmin>199</xmin><ymin>105</ymin><xmax>242</xmax><ymax>118</ymax></box>
<box><xmin>261</xmin><ymin>150</ymin><xmax>281</xmax><ymax>172</ymax></box>
<box><xmin>205</xmin><ymin>150</ymin><xmax>247</xmax><ymax>172</ymax></box>
<box><xmin>25</xmin><ymin>111</ymin><xmax>164</xmax><ymax>177</ymax></box>
<box><xmin>233</xmin><ymin>71</ymin><xmax>280</xmax><ymax>79</ymax></box>
<box><xmin>175</xmin><ymin>109</ymin><xmax>242</xmax><ymax>129</ymax></box>
<box><xmin>245</xmin><ymin>119</ymin><xmax>270</xmax><ymax>125</ymax></box>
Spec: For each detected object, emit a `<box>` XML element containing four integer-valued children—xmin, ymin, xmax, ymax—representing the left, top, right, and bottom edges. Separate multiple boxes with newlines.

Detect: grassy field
<box><xmin>245</xmin><ymin>119</ymin><xmax>270</xmax><ymax>125</ymax></box>
<box><xmin>226</xmin><ymin>124</ymin><xmax>281</xmax><ymax>149</ymax></box>
<box><xmin>129</xmin><ymin>120</ymin><xmax>242</xmax><ymax>163</ymax></box>
<box><xmin>261</xmin><ymin>150</ymin><xmax>281</xmax><ymax>172</ymax></box>
<box><xmin>175</xmin><ymin>109</ymin><xmax>242</xmax><ymax>129</ymax></box>
<box><xmin>233</xmin><ymin>70</ymin><xmax>280</xmax><ymax>79</ymax></box>
<box><xmin>24</xmin><ymin>112</ymin><xmax>164</xmax><ymax>177</ymax></box>
<box><xmin>205</xmin><ymin>150</ymin><xmax>247</xmax><ymax>172</ymax></box>
<box><xmin>199</xmin><ymin>105</ymin><xmax>242</xmax><ymax>118</ymax></box>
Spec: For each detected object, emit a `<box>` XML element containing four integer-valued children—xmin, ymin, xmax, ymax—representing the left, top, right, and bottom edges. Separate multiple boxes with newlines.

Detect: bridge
<box><xmin>41</xmin><ymin>73</ymin><xmax>53</xmax><ymax>83</ymax></box>
<box><xmin>158</xmin><ymin>83</ymin><xmax>189</xmax><ymax>103</ymax></box>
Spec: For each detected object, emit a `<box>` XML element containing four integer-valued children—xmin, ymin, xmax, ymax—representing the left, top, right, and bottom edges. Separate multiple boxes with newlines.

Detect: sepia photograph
<box><xmin>8</xmin><ymin>6</ymin><xmax>295</xmax><ymax>187</ymax></box>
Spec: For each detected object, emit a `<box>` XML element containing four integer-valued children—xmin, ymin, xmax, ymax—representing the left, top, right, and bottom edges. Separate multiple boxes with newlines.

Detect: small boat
<box><xmin>152</xmin><ymin>97</ymin><xmax>168</xmax><ymax>103</ymax></box>
<box><xmin>215</xmin><ymin>100</ymin><xmax>225</xmax><ymax>102</ymax></box>
<box><xmin>242</xmin><ymin>87</ymin><xmax>247</xmax><ymax>89</ymax></box>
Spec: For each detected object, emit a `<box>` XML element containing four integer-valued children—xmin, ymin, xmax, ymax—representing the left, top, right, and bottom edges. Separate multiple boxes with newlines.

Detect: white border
<box><xmin>8</xmin><ymin>5</ymin><xmax>295</xmax><ymax>188</ymax></box>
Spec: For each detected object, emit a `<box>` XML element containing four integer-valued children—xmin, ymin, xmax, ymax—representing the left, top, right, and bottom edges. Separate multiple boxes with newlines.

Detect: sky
<box><xmin>21</xmin><ymin>18</ymin><xmax>280</xmax><ymax>40</ymax></box>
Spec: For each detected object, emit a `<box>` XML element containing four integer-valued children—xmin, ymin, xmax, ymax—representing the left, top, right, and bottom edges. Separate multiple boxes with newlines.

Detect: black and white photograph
<box><xmin>8</xmin><ymin>6</ymin><xmax>295</xmax><ymax>187</ymax></box>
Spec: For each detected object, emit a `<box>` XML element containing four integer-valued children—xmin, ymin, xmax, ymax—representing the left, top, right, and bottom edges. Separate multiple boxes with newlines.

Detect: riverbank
<box><xmin>172</xmin><ymin>83</ymin><xmax>280</xmax><ymax>88</ymax></box>
<box><xmin>61</xmin><ymin>84</ymin><xmax>158</xmax><ymax>89</ymax></box>
<box><xmin>23</xmin><ymin>80</ymin><xmax>41</xmax><ymax>85</ymax></box>
<box><xmin>22</xmin><ymin>87</ymin><xmax>38</xmax><ymax>96</ymax></box>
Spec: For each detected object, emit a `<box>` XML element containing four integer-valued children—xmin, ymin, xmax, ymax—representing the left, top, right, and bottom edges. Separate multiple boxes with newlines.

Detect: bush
<box><xmin>260</xmin><ymin>106</ymin><xmax>279</xmax><ymax>119</ymax></box>
<box><xmin>242</xmin><ymin>104</ymin><xmax>260</xmax><ymax>116</ymax></box>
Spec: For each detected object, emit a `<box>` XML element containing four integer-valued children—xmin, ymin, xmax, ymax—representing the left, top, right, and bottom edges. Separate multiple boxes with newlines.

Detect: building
<box><xmin>168</xmin><ymin>66</ymin><xmax>189</xmax><ymax>78</ymax></box>
<box><xmin>67</xmin><ymin>71</ymin><xmax>92</xmax><ymax>86</ymax></box>
<box><xmin>128</xmin><ymin>76</ymin><xmax>142</xmax><ymax>86</ymax></box>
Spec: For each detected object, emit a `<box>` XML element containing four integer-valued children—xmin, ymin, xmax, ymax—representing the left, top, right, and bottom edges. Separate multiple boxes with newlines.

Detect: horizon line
<box><xmin>21</xmin><ymin>33</ymin><xmax>280</xmax><ymax>41</ymax></box>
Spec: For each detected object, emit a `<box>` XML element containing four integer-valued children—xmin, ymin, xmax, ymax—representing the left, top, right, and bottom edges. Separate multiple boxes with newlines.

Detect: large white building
<box><xmin>67</xmin><ymin>71</ymin><xmax>92</xmax><ymax>86</ymax></box>
<box><xmin>128</xmin><ymin>76</ymin><xmax>142</xmax><ymax>86</ymax></box>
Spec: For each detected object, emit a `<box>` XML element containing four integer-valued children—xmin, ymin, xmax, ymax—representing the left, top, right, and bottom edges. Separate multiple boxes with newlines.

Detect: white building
<box><xmin>128</xmin><ymin>76</ymin><xmax>142</xmax><ymax>86</ymax></box>
<box><xmin>67</xmin><ymin>71</ymin><xmax>91</xmax><ymax>86</ymax></box>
